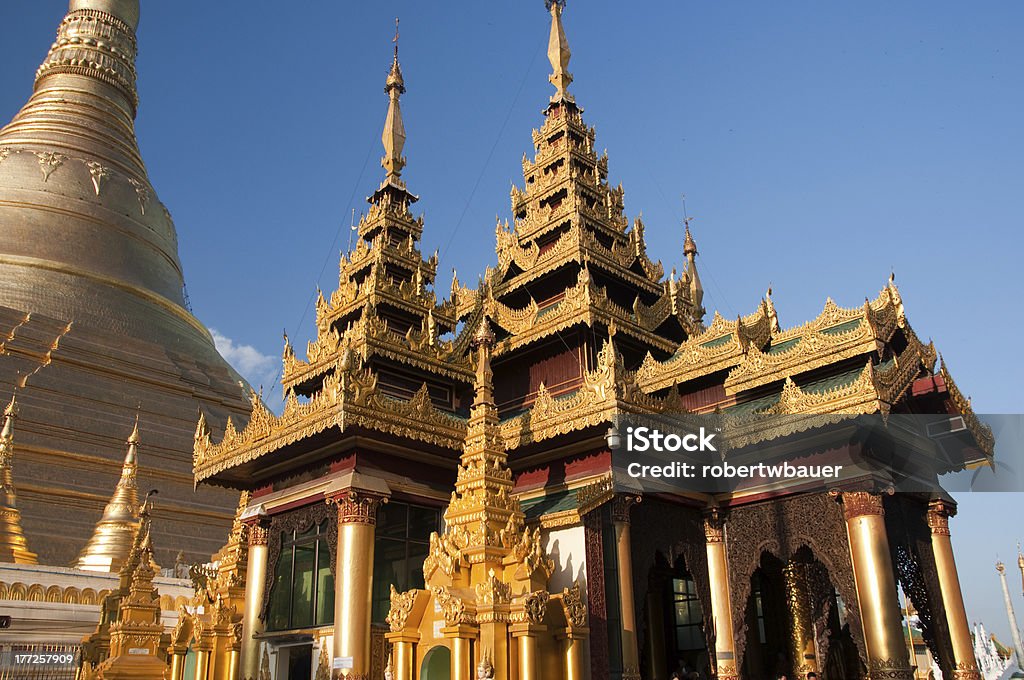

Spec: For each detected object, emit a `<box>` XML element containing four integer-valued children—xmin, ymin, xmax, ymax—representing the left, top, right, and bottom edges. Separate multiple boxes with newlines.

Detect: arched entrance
<box><xmin>421</xmin><ymin>645</ymin><xmax>452</xmax><ymax>680</ymax></box>
<box><xmin>741</xmin><ymin>547</ymin><xmax>861</xmax><ymax>680</ymax></box>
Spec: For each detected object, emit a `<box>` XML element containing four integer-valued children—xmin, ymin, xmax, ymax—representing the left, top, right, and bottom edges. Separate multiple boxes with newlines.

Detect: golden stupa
<box><xmin>0</xmin><ymin>0</ymin><xmax>249</xmax><ymax>566</ymax></box>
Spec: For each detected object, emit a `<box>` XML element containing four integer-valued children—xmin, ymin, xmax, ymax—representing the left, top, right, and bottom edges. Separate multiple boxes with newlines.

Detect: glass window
<box><xmin>371</xmin><ymin>501</ymin><xmax>441</xmax><ymax>623</ymax></box>
<box><xmin>672</xmin><ymin>577</ymin><xmax>705</xmax><ymax>651</ymax></box>
<box><xmin>267</xmin><ymin>521</ymin><xmax>334</xmax><ymax>631</ymax></box>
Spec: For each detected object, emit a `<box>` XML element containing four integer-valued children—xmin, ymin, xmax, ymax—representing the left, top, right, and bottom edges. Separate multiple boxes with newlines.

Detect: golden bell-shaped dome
<box><xmin>0</xmin><ymin>0</ymin><xmax>223</xmax><ymax>361</ymax></box>
<box><xmin>0</xmin><ymin>1</ymin><xmax>250</xmax><ymax>566</ymax></box>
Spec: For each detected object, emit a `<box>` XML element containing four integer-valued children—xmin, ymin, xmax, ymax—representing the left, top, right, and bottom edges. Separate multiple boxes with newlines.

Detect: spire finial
<box><xmin>546</xmin><ymin>0</ymin><xmax>574</xmax><ymax>104</ymax></box>
<box><xmin>393</xmin><ymin>17</ymin><xmax>400</xmax><ymax>59</ymax></box>
<box><xmin>381</xmin><ymin>19</ymin><xmax>407</xmax><ymax>182</ymax></box>
<box><xmin>1</xmin><ymin>394</ymin><xmax>16</xmax><ymax>442</ymax></box>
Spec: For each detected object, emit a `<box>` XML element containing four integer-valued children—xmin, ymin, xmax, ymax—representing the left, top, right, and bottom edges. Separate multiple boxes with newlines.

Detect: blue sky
<box><xmin>4</xmin><ymin>1</ymin><xmax>1023</xmax><ymax>645</ymax></box>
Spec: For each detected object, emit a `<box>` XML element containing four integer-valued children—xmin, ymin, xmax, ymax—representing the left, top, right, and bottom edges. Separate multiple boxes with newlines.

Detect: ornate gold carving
<box><xmin>314</xmin><ymin>643</ymin><xmax>330</xmax><ymax>680</ymax></box>
<box><xmin>576</xmin><ymin>474</ymin><xmax>615</xmax><ymax>516</ymax></box>
<box><xmin>386</xmin><ymin>585</ymin><xmax>418</xmax><ymax>633</ymax></box>
<box><xmin>610</xmin><ymin>494</ymin><xmax>640</xmax><ymax>524</ymax></box>
<box><xmin>865</xmin><ymin>658</ymin><xmax>915</xmax><ymax>680</ymax></box>
<box><xmin>328</xmin><ymin>490</ymin><xmax>386</xmax><ymax>526</ymax></box>
<box><xmin>475</xmin><ymin>569</ymin><xmax>513</xmax><ymax>606</ymax></box>
<box><xmin>516</xmin><ymin>590</ymin><xmax>549</xmax><ymax>625</ymax></box>
<box><xmin>636</xmin><ymin>303</ymin><xmax>772</xmax><ymax>393</ymax></box>
<box><xmin>561</xmin><ymin>581</ymin><xmax>587</xmax><ymax>628</ymax></box>
<box><xmin>35</xmin><ymin>151</ymin><xmax>66</xmax><ymax>181</ymax></box>
<box><xmin>703</xmin><ymin>508</ymin><xmax>724</xmax><ymax>544</ymax></box>
<box><xmin>926</xmin><ymin>499</ymin><xmax>953</xmax><ymax>536</ymax></box>
<box><xmin>432</xmin><ymin>585</ymin><xmax>474</xmax><ymax>626</ymax></box>
<box><xmin>195</xmin><ymin>359</ymin><xmax>468</xmax><ymax>481</ymax></box>
<box><xmin>841</xmin><ymin>491</ymin><xmax>885</xmax><ymax>520</ymax></box>
<box><xmin>247</xmin><ymin>522</ymin><xmax>269</xmax><ymax>546</ymax></box>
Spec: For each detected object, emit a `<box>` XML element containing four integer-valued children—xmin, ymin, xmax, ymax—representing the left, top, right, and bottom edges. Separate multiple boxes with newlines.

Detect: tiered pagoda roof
<box><xmin>194</xmin><ymin>3</ymin><xmax>991</xmax><ymax>495</ymax></box>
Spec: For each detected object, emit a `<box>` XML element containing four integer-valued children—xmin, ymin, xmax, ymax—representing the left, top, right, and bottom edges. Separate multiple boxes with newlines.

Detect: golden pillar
<box><xmin>328</xmin><ymin>489</ymin><xmax>386</xmax><ymax>678</ymax></box>
<box><xmin>194</xmin><ymin>644</ymin><xmax>212</xmax><ymax>680</ymax></box>
<box><xmin>387</xmin><ymin>632</ymin><xmax>417</xmax><ymax>680</ymax></box>
<box><xmin>841</xmin><ymin>491</ymin><xmax>913</xmax><ymax>680</ymax></box>
<box><xmin>558</xmin><ymin>629</ymin><xmax>588</xmax><ymax>680</ymax></box>
<box><xmin>510</xmin><ymin>624</ymin><xmax>545</xmax><ymax>680</ymax></box>
<box><xmin>168</xmin><ymin>650</ymin><xmax>187</xmax><ymax>680</ymax></box>
<box><xmin>612</xmin><ymin>495</ymin><xmax>642</xmax><ymax>680</ymax></box>
<box><xmin>704</xmin><ymin>509</ymin><xmax>738</xmax><ymax>680</ymax></box>
<box><xmin>926</xmin><ymin>500</ymin><xmax>980</xmax><ymax>680</ymax></box>
<box><xmin>444</xmin><ymin>625</ymin><xmax>478</xmax><ymax>680</ymax></box>
<box><xmin>240</xmin><ymin>521</ymin><xmax>268</xmax><ymax>680</ymax></box>
<box><xmin>783</xmin><ymin>560</ymin><xmax>818</xmax><ymax>676</ymax></box>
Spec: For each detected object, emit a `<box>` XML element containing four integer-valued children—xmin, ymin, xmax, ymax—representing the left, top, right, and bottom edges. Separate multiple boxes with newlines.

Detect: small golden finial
<box><xmin>1</xmin><ymin>394</ymin><xmax>16</xmax><ymax>442</ymax></box>
<box><xmin>128</xmin><ymin>412</ymin><xmax>140</xmax><ymax>447</ymax></box>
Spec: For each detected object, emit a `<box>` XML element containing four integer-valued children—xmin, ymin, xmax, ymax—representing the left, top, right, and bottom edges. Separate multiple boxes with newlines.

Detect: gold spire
<box><xmin>546</xmin><ymin>0</ymin><xmax>574</xmax><ymax>103</ymax></box>
<box><xmin>0</xmin><ymin>395</ymin><xmax>37</xmax><ymax>565</ymax></box>
<box><xmin>381</xmin><ymin>18</ymin><xmax>407</xmax><ymax>183</ymax></box>
<box><xmin>683</xmin><ymin>221</ymin><xmax>704</xmax><ymax>312</ymax></box>
<box><xmin>75</xmin><ymin>419</ymin><xmax>142</xmax><ymax>572</ymax></box>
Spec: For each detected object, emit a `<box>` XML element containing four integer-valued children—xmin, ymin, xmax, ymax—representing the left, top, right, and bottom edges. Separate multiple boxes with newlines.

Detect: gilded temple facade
<box><xmin>171</xmin><ymin>4</ymin><xmax>999</xmax><ymax>680</ymax></box>
<box><xmin>186</xmin><ymin>3</ymin><xmax>994</xmax><ymax>680</ymax></box>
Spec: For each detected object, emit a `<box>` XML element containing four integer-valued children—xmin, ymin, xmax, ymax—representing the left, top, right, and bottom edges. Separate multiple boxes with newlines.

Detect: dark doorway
<box><xmin>286</xmin><ymin>645</ymin><xmax>312</xmax><ymax>680</ymax></box>
<box><xmin>642</xmin><ymin>552</ymin><xmax>710</xmax><ymax>680</ymax></box>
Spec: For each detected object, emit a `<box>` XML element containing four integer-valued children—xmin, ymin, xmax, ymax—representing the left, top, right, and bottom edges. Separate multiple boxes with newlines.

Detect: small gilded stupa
<box><xmin>0</xmin><ymin>394</ymin><xmax>37</xmax><ymax>564</ymax></box>
<box><xmin>79</xmin><ymin>493</ymin><xmax>168</xmax><ymax>680</ymax></box>
<box><xmin>76</xmin><ymin>420</ymin><xmax>144</xmax><ymax>573</ymax></box>
<box><xmin>384</xmin><ymin>317</ymin><xmax>588</xmax><ymax>680</ymax></box>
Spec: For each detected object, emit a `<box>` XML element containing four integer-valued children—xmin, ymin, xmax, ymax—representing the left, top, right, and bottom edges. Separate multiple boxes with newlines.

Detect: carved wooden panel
<box><xmin>584</xmin><ymin>510</ymin><xmax>610</xmax><ymax>680</ymax></box>
<box><xmin>724</xmin><ymin>493</ymin><xmax>867</xmax><ymax>671</ymax></box>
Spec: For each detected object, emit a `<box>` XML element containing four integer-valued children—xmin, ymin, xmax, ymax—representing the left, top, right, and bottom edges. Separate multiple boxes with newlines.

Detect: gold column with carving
<box><xmin>841</xmin><ymin>491</ymin><xmax>913</xmax><ymax>680</ymax></box>
<box><xmin>704</xmin><ymin>509</ymin><xmax>738</xmax><ymax>680</ymax></box>
<box><xmin>558</xmin><ymin>581</ymin><xmax>589</xmax><ymax>680</ymax></box>
<box><xmin>927</xmin><ymin>500</ymin><xmax>980</xmax><ymax>680</ymax></box>
<box><xmin>783</xmin><ymin>560</ymin><xmax>818</xmax><ymax>676</ymax></box>
<box><xmin>240</xmin><ymin>521</ymin><xmax>268</xmax><ymax>680</ymax></box>
<box><xmin>329</xmin><ymin>490</ymin><xmax>386</xmax><ymax>678</ymax></box>
<box><xmin>612</xmin><ymin>495</ymin><xmax>642</xmax><ymax>680</ymax></box>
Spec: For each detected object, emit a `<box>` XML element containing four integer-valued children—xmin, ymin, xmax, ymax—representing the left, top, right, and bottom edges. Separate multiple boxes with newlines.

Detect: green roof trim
<box><xmin>700</xmin><ymin>333</ymin><xmax>733</xmax><ymax>349</ymax></box>
<box><xmin>767</xmin><ymin>337</ymin><xmax>801</xmax><ymax>355</ymax></box>
<box><xmin>821</xmin><ymin>319</ymin><xmax>863</xmax><ymax>336</ymax></box>
<box><xmin>725</xmin><ymin>392</ymin><xmax>781</xmax><ymax>415</ymax></box>
<box><xmin>519</xmin><ymin>488</ymin><xmax>579</xmax><ymax>522</ymax></box>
